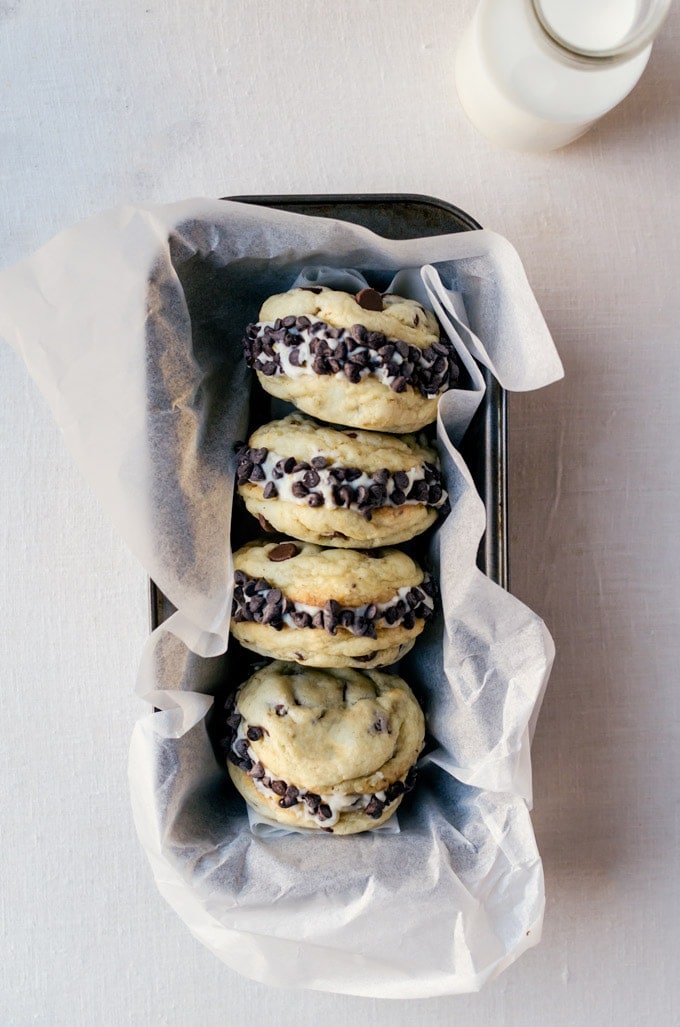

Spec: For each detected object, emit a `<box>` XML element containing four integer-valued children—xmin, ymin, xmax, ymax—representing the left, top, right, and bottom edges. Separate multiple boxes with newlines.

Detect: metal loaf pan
<box><xmin>149</xmin><ymin>193</ymin><xmax>507</xmax><ymax>630</ymax></box>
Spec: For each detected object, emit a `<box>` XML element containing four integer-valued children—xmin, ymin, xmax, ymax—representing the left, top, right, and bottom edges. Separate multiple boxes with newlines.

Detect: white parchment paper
<box><xmin>0</xmin><ymin>198</ymin><xmax>563</xmax><ymax>998</ymax></box>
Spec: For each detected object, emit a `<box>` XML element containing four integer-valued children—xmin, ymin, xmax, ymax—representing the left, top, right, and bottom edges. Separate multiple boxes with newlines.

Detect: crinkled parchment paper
<box><xmin>0</xmin><ymin>198</ymin><xmax>563</xmax><ymax>998</ymax></box>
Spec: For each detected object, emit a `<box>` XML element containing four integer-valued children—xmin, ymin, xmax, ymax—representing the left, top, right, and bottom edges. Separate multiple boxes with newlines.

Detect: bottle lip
<box><xmin>530</xmin><ymin>0</ymin><xmax>671</xmax><ymax>65</ymax></box>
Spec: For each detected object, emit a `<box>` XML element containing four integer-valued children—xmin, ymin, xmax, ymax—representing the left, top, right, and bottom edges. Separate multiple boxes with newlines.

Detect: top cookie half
<box><xmin>242</xmin><ymin>286</ymin><xmax>460</xmax><ymax>433</ymax></box>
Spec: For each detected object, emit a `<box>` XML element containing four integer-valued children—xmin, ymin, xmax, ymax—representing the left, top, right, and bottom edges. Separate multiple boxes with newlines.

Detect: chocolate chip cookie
<box><xmin>221</xmin><ymin>661</ymin><xmax>425</xmax><ymax>834</ymax></box>
<box><xmin>236</xmin><ymin>412</ymin><xmax>449</xmax><ymax>548</ymax></box>
<box><xmin>242</xmin><ymin>286</ymin><xmax>459</xmax><ymax>433</ymax></box>
<box><xmin>230</xmin><ymin>539</ymin><xmax>436</xmax><ymax>668</ymax></box>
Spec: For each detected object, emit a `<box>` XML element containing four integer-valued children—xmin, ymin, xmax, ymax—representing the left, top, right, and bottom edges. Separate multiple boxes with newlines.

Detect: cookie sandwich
<box><xmin>230</xmin><ymin>539</ymin><xmax>436</xmax><ymax>669</ymax></box>
<box><xmin>222</xmin><ymin>661</ymin><xmax>425</xmax><ymax>834</ymax></box>
<box><xmin>235</xmin><ymin>412</ymin><xmax>449</xmax><ymax>548</ymax></box>
<box><xmin>242</xmin><ymin>285</ymin><xmax>459</xmax><ymax>433</ymax></box>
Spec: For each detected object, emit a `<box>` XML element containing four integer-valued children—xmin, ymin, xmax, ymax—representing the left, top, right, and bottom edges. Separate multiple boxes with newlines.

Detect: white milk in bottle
<box><xmin>454</xmin><ymin>0</ymin><xmax>659</xmax><ymax>151</ymax></box>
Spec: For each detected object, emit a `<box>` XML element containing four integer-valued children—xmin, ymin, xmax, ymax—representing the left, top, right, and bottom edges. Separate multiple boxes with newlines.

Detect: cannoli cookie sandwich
<box><xmin>235</xmin><ymin>412</ymin><xmax>449</xmax><ymax>548</ymax></box>
<box><xmin>242</xmin><ymin>285</ymin><xmax>459</xmax><ymax>432</ymax></box>
<box><xmin>222</xmin><ymin>661</ymin><xmax>425</xmax><ymax>834</ymax></box>
<box><xmin>230</xmin><ymin>539</ymin><xmax>436</xmax><ymax>668</ymax></box>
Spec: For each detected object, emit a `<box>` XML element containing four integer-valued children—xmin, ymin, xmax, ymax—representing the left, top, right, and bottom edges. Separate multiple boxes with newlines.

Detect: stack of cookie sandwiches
<box><xmin>222</xmin><ymin>284</ymin><xmax>459</xmax><ymax>834</ymax></box>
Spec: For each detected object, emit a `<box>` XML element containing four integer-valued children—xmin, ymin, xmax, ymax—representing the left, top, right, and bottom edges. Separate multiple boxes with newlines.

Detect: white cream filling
<box><xmin>279</xmin><ymin>582</ymin><xmax>434</xmax><ymax>630</ymax></box>
<box><xmin>255</xmin><ymin>449</ymin><xmax>446</xmax><ymax>509</ymax></box>
<box><xmin>252</xmin><ymin>321</ymin><xmax>447</xmax><ymax>395</ymax></box>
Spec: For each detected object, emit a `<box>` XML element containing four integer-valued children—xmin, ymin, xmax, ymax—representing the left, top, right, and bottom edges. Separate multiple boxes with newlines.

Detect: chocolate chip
<box><xmin>254</xmin><ymin>578</ymin><xmax>269</xmax><ymax>592</ymax></box>
<box><xmin>344</xmin><ymin>467</ymin><xmax>362</xmax><ymax>482</ymax></box>
<box><xmin>385</xmin><ymin>780</ymin><xmax>405</xmax><ymax>802</ymax></box>
<box><xmin>311</xmin><ymin>356</ymin><xmax>329</xmax><ymax>375</ymax></box>
<box><xmin>250</xmin><ymin>447</ymin><xmax>268</xmax><ymax>464</ymax></box>
<box><xmin>234</xmin><ymin>739</ymin><xmax>249</xmax><ymax>759</ymax></box>
<box><xmin>348</xmin><ymin>349</ymin><xmax>370</xmax><ymax>368</ymax></box>
<box><xmin>393</xmin><ymin>470</ymin><xmax>410</xmax><ymax>491</ymax></box>
<box><xmin>291</xmin><ymin>481</ymin><xmax>309</xmax><ymax>498</ymax></box>
<box><xmin>302</xmin><ymin>469</ymin><xmax>320</xmax><ymax>488</ymax></box>
<box><xmin>250</xmin><ymin>465</ymin><xmax>266</xmax><ymax>481</ymax></box>
<box><xmin>409</xmin><ymin>480</ymin><xmax>430</xmax><ymax>503</ymax></box>
<box><xmin>311</xmin><ymin>611</ymin><xmax>324</xmax><ymax>629</ymax></box>
<box><xmin>288</xmin><ymin>348</ymin><xmax>301</xmax><ymax>367</ymax></box>
<box><xmin>279</xmin><ymin>785</ymin><xmax>300</xmax><ymax>808</ymax></box>
<box><xmin>301</xmin><ymin>286</ymin><xmax>323</xmax><ymax>294</ymax></box>
<box><xmin>364</xmin><ymin>796</ymin><xmax>385</xmax><ymax>818</ymax></box>
<box><xmin>390</xmin><ymin>489</ymin><xmax>406</xmax><ymax>506</ymax></box>
<box><xmin>343</xmin><ymin>363</ymin><xmax>362</xmax><ymax>384</ymax></box>
<box><xmin>234</xmin><ymin>570</ymin><xmax>248</xmax><ymax>586</ymax></box>
<box><xmin>268</xmin><ymin>542</ymin><xmax>299</xmax><ymax>562</ymax></box>
<box><xmin>305</xmin><ymin>792</ymin><xmax>321</xmax><ymax>813</ymax></box>
<box><xmin>263</xmin><ymin>482</ymin><xmax>278</xmax><ymax>500</ymax></box>
<box><xmin>307</xmin><ymin>491</ymin><xmax>324</xmax><ymax>507</ymax></box>
<box><xmin>283</xmin><ymin>457</ymin><xmax>296</xmax><ymax>474</ymax></box>
<box><xmin>318</xmin><ymin>803</ymin><xmax>333</xmax><ymax>820</ymax></box>
<box><xmin>364</xmin><ymin>603</ymin><xmax>378</xmax><ymax>621</ymax></box>
<box><xmin>275</xmin><ymin>705</ymin><xmax>287</xmax><ymax>716</ymax></box>
<box><xmin>402</xmin><ymin>611</ymin><xmax>416</xmax><ymax>630</ymax></box>
<box><xmin>336</xmin><ymin>484</ymin><xmax>355</xmax><ymax>507</ymax></box>
<box><xmin>262</xmin><ymin>605</ymin><xmax>282</xmax><ymax>627</ymax></box>
<box><xmin>421</xmin><ymin>576</ymin><xmax>436</xmax><ymax>597</ymax></box>
<box><xmin>270</xmin><ymin>779</ymin><xmax>287</xmax><ymax>796</ymax></box>
<box><xmin>311</xmin><ymin>455</ymin><xmax>327</xmax><ymax>469</ymax></box>
<box><xmin>291</xmin><ymin>610</ymin><xmax>311</xmax><ymax>628</ymax></box>
<box><xmin>339</xmin><ymin>610</ymin><xmax>355</xmax><ymax>630</ymax></box>
<box><xmin>390</xmin><ymin>376</ymin><xmax>407</xmax><ymax>393</ymax></box>
<box><xmin>250</xmin><ymin>761</ymin><xmax>265</xmax><ymax>780</ymax></box>
<box><xmin>355</xmin><ymin>287</ymin><xmax>383</xmax><ymax>311</ymax></box>
<box><xmin>225</xmin><ymin>713</ymin><xmax>241</xmax><ymax>730</ymax></box>
<box><xmin>258</xmin><ymin>513</ymin><xmax>275</xmax><ymax>532</ymax></box>
<box><xmin>323</xmin><ymin>599</ymin><xmax>341</xmax><ymax>635</ymax></box>
<box><xmin>247</xmin><ymin>726</ymin><xmax>264</xmax><ymax>742</ymax></box>
<box><xmin>356</xmin><ymin>485</ymin><xmax>370</xmax><ymax>507</ymax></box>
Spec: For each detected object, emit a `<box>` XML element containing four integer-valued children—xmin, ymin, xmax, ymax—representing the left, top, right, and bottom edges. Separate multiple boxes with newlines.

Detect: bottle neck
<box><xmin>530</xmin><ymin>0</ymin><xmax>670</xmax><ymax>68</ymax></box>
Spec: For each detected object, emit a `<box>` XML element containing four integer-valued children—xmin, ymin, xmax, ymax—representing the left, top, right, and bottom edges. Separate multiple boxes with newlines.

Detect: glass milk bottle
<box><xmin>455</xmin><ymin>0</ymin><xmax>671</xmax><ymax>152</ymax></box>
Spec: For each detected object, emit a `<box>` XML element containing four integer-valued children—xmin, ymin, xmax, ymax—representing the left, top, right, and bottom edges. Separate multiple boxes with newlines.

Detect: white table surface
<box><xmin>1</xmin><ymin>2</ymin><xmax>679</xmax><ymax>1024</ymax></box>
